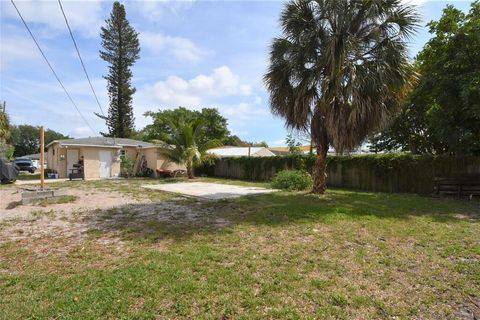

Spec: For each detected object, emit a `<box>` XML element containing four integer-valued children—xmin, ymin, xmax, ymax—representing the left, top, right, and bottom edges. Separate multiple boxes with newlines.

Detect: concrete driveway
<box><xmin>142</xmin><ymin>182</ymin><xmax>277</xmax><ymax>200</ymax></box>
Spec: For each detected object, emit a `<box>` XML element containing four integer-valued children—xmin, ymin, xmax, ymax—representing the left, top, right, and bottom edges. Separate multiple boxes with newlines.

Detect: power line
<box><xmin>58</xmin><ymin>0</ymin><xmax>106</xmax><ymax>118</ymax></box>
<box><xmin>10</xmin><ymin>0</ymin><xmax>97</xmax><ymax>136</ymax></box>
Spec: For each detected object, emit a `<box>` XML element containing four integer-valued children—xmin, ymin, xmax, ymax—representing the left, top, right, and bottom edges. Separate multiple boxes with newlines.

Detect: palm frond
<box><xmin>264</xmin><ymin>0</ymin><xmax>419</xmax><ymax>153</ymax></box>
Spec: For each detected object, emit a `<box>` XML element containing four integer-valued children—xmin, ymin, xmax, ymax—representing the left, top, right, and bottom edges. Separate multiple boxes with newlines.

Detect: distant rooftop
<box><xmin>208</xmin><ymin>146</ymin><xmax>275</xmax><ymax>157</ymax></box>
<box><xmin>46</xmin><ymin>137</ymin><xmax>155</xmax><ymax>149</ymax></box>
<box><xmin>269</xmin><ymin>146</ymin><xmax>312</xmax><ymax>155</ymax></box>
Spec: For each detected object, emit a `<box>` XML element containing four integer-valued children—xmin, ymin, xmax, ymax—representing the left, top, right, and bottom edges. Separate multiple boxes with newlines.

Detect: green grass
<box><xmin>34</xmin><ymin>195</ymin><xmax>77</xmax><ymax>207</ymax></box>
<box><xmin>0</xmin><ymin>178</ymin><xmax>478</xmax><ymax>319</ymax></box>
<box><xmin>15</xmin><ymin>172</ymin><xmax>40</xmax><ymax>180</ymax></box>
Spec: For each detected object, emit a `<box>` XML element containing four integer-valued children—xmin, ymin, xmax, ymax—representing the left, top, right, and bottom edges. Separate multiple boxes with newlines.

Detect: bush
<box><xmin>120</xmin><ymin>155</ymin><xmax>135</xmax><ymax>178</ymax></box>
<box><xmin>271</xmin><ymin>170</ymin><xmax>313</xmax><ymax>191</ymax></box>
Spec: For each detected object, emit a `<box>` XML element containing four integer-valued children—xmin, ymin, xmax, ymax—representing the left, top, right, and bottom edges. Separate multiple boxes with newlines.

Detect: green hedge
<box><xmin>197</xmin><ymin>154</ymin><xmax>480</xmax><ymax>194</ymax></box>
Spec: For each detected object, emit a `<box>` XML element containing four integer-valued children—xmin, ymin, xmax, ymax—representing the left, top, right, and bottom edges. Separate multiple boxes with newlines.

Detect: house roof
<box><xmin>269</xmin><ymin>146</ymin><xmax>311</xmax><ymax>153</ymax></box>
<box><xmin>207</xmin><ymin>147</ymin><xmax>275</xmax><ymax>157</ymax></box>
<box><xmin>22</xmin><ymin>153</ymin><xmax>41</xmax><ymax>160</ymax></box>
<box><xmin>46</xmin><ymin>137</ymin><xmax>156</xmax><ymax>149</ymax></box>
<box><xmin>269</xmin><ymin>146</ymin><xmax>312</xmax><ymax>155</ymax></box>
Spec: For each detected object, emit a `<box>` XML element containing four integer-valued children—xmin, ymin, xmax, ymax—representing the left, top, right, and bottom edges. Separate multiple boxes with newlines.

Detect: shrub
<box><xmin>271</xmin><ymin>170</ymin><xmax>313</xmax><ymax>191</ymax></box>
<box><xmin>120</xmin><ymin>155</ymin><xmax>134</xmax><ymax>178</ymax></box>
<box><xmin>137</xmin><ymin>167</ymin><xmax>153</xmax><ymax>178</ymax></box>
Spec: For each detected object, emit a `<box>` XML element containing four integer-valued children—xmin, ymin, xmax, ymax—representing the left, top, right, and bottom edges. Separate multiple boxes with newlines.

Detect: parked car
<box><xmin>14</xmin><ymin>158</ymin><xmax>36</xmax><ymax>173</ymax></box>
<box><xmin>31</xmin><ymin>160</ymin><xmax>46</xmax><ymax>170</ymax></box>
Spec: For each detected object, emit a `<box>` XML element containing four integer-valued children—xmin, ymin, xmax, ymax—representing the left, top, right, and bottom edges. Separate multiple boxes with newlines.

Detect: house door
<box><xmin>99</xmin><ymin>150</ymin><xmax>112</xmax><ymax>178</ymax></box>
<box><xmin>67</xmin><ymin>149</ymin><xmax>79</xmax><ymax>175</ymax></box>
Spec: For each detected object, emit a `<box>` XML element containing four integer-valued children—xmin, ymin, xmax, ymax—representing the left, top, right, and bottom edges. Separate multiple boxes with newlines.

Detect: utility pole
<box><xmin>40</xmin><ymin>126</ymin><xmax>45</xmax><ymax>189</ymax></box>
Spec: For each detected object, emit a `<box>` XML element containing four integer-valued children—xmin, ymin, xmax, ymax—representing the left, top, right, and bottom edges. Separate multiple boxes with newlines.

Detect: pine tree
<box><xmin>99</xmin><ymin>1</ymin><xmax>140</xmax><ymax>138</ymax></box>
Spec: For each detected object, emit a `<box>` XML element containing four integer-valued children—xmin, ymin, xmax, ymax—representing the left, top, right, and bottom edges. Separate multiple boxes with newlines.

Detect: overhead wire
<box><xmin>57</xmin><ymin>0</ymin><xmax>107</xmax><ymax>119</ymax></box>
<box><xmin>10</xmin><ymin>0</ymin><xmax>98</xmax><ymax>136</ymax></box>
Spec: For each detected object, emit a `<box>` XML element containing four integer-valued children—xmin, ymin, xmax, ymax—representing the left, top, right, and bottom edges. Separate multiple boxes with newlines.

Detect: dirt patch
<box><xmin>0</xmin><ymin>187</ymin><xmax>144</xmax><ymax>222</ymax></box>
<box><xmin>0</xmin><ymin>186</ymin><xmax>231</xmax><ymax>260</ymax></box>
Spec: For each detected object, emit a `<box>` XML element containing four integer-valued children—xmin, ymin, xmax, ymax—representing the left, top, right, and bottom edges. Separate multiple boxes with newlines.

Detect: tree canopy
<box><xmin>142</xmin><ymin>107</ymin><xmax>229</xmax><ymax>146</ymax></box>
<box><xmin>264</xmin><ymin>0</ymin><xmax>418</xmax><ymax>193</ymax></box>
<box><xmin>0</xmin><ymin>103</ymin><xmax>14</xmax><ymax>159</ymax></box>
<box><xmin>141</xmin><ymin>107</ymin><xmax>265</xmax><ymax>147</ymax></box>
<box><xmin>156</xmin><ymin>118</ymin><xmax>221</xmax><ymax>179</ymax></box>
<box><xmin>10</xmin><ymin>125</ymin><xmax>70</xmax><ymax>157</ymax></box>
<box><xmin>370</xmin><ymin>2</ymin><xmax>480</xmax><ymax>155</ymax></box>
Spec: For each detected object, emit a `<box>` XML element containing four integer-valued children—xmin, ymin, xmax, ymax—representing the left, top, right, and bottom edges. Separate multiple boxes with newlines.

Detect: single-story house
<box><xmin>46</xmin><ymin>137</ymin><xmax>185</xmax><ymax>180</ymax></box>
<box><xmin>269</xmin><ymin>146</ymin><xmax>313</xmax><ymax>156</ymax></box>
<box><xmin>19</xmin><ymin>153</ymin><xmax>46</xmax><ymax>170</ymax></box>
<box><xmin>22</xmin><ymin>153</ymin><xmax>41</xmax><ymax>160</ymax></box>
<box><xmin>207</xmin><ymin>146</ymin><xmax>275</xmax><ymax>158</ymax></box>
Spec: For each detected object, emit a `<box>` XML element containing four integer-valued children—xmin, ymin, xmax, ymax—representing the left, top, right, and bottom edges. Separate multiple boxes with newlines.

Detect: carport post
<box><xmin>40</xmin><ymin>126</ymin><xmax>45</xmax><ymax>190</ymax></box>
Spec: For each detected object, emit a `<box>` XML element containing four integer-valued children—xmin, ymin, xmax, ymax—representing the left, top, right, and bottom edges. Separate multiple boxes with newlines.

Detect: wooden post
<box><xmin>40</xmin><ymin>126</ymin><xmax>45</xmax><ymax>190</ymax></box>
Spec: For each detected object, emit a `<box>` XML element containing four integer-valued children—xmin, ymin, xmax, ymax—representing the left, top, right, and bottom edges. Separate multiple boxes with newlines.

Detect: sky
<box><xmin>0</xmin><ymin>0</ymin><xmax>474</xmax><ymax>147</ymax></box>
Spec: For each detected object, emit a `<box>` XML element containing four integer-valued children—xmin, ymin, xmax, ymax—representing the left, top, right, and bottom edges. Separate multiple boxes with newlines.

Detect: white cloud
<box><xmin>222</xmin><ymin>102</ymin><xmax>267</xmax><ymax>121</ymax></box>
<box><xmin>2</xmin><ymin>0</ymin><xmax>104</xmax><ymax>38</ymax></box>
<box><xmin>131</xmin><ymin>0</ymin><xmax>195</xmax><ymax>21</ymax></box>
<box><xmin>138</xmin><ymin>66</ymin><xmax>252</xmax><ymax>108</ymax></box>
<box><xmin>269</xmin><ymin>139</ymin><xmax>287</xmax><ymax>147</ymax></box>
<box><xmin>0</xmin><ymin>36</ymin><xmax>40</xmax><ymax>71</ymax></box>
<box><xmin>232</xmin><ymin>130</ymin><xmax>249</xmax><ymax>137</ymax></box>
<box><xmin>140</xmin><ymin>32</ymin><xmax>207</xmax><ymax>63</ymax></box>
<box><xmin>72</xmin><ymin>126</ymin><xmax>92</xmax><ymax>137</ymax></box>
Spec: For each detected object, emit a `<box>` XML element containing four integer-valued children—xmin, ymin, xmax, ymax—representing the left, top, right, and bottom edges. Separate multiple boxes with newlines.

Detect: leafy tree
<box><xmin>156</xmin><ymin>119</ymin><xmax>221</xmax><ymax>179</ymax></box>
<box><xmin>252</xmin><ymin>141</ymin><xmax>269</xmax><ymax>148</ymax></box>
<box><xmin>264</xmin><ymin>0</ymin><xmax>418</xmax><ymax>193</ymax></box>
<box><xmin>143</xmin><ymin>107</ymin><xmax>230</xmax><ymax>146</ymax></box>
<box><xmin>370</xmin><ymin>2</ymin><xmax>480</xmax><ymax>155</ymax></box>
<box><xmin>286</xmin><ymin>133</ymin><xmax>302</xmax><ymax>154</ymax></box>
<box><xmin>10</xmin><ymin>125</ymin><xmax>70</xmax><ymax>157</ymax></box>
<box><xmin>99</xmin><ymin>1</ymin><xmax>140</xmax><ymax>138</ymax></box>
<box><xmin>222</xmin><ymin>134</ymin><xmax>249</xmax><ymax>147</ymax></box>
<box><xmin>0</xmin><ymin>103</ymin><xmax>14</xmax><ymax>159</ymax></box>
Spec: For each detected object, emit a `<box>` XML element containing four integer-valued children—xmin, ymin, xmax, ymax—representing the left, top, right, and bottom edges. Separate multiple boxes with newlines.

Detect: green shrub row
<box><xmin>197</xmin><ymin>153</ymin><xmax>480</xmax><ymax>194</ymax></box>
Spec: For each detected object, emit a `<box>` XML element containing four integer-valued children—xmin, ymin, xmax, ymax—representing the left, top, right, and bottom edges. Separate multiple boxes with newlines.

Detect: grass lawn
<box><xmin>0</xmin><ymin>178</ymin><xmax>478</xmax><ymax>319</ymax></box>
<box><xmin>15</xmin><ymin>172</ymin><xmax>41</xmax><ymax>180</ymax></box>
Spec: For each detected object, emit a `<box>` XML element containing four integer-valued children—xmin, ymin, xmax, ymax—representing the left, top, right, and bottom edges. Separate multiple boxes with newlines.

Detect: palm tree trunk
<box><xmin>186</xmin><ymin>161</ymin><xmax>194</xmax><ymax>179</ymax></box>
<box><xmin>311</xmin><ymin>109</ymin><xmax>329</xmax><ymax>194</ymax></box>
<box><xmin>312</xmin><ymin>141</ymin><xmax>328</xmax><ymax>193</ymax></box>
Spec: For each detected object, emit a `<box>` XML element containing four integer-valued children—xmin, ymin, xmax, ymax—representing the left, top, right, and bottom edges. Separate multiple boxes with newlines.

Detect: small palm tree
<box><xmin>264</xmin><ymin>0</ymin><xmax>419</xmax><ymax>193</ymax></box>
<box><xmin>156</xmin><ymin>119</ymin><xmax>221</xmax><ymax>179</ymax></box>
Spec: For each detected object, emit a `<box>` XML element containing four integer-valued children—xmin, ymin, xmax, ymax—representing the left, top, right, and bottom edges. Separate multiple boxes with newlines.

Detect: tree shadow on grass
<box><xmin>80</xmin><ymin>188</ymin><xmax>479</xmax><ymax>243</ymax></box>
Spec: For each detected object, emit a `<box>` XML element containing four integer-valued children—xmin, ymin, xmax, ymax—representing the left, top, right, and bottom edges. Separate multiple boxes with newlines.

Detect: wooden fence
<box><xmin>198</xmin><ymin>154</ymin><xmax>480</xmax><ymax>194</ymax></box>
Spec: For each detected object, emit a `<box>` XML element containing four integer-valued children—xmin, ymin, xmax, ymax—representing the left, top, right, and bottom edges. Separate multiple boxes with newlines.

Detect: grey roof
<box><xmin>207</xmin><ymin>147</ymin><xmax>275</xmax><ymax>157</ymax></box>
<box><xmin>46</xmin><ymin>137</ymin><xmax>156</xmax><ymax>149</ymax></box>
<box><xmin>22</xmin><ymin>153</ymin><xmax>41</xmax><ymax>160</ymax></box>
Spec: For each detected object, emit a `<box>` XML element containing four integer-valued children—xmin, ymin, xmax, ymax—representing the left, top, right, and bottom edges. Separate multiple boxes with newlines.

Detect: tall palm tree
<box><xmin>156</xmin><ymin>119</ymin><xmax>221</xmax><ymax>179</ymax></box>
<box><xmin>264</xmin><ymin>0</ymin><xmax>419</xmax><ymax>193</ymax></box>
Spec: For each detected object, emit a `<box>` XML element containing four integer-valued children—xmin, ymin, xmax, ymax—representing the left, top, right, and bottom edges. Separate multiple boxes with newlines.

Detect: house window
<box><xmin>120</xmin><ymin>149</ymin><xmax>126</xmax><ymax>156</ymax></box>
<box><xmin>53</xmin><ymin>149</ymin><xmax>55</xmax><ymax>156</ymax></box>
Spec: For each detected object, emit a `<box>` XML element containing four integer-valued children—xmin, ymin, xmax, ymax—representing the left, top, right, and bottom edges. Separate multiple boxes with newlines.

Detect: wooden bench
<box><xmin>69</xmin><ymin>165</ymin><xmax>84</xmax><ymax>180</ymax></box>
<box><xmin>434</xmin><ymin>175</ymin><xmax>480</xmax><ymax>198</ymax></box>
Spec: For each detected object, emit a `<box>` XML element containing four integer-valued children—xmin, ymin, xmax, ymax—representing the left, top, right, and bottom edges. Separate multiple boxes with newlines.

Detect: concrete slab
<box><xmin>142</xmin><ymin>182</ymin><xmax>277</xmax><ymax>200</ymax></box>
<box><xmin>21</xmin><ymin>188</ymin><xmax>69</xmax><ymax>205</ymax></box>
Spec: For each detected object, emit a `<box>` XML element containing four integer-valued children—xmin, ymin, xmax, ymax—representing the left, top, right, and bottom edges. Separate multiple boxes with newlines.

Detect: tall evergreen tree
<box><xmin>99</xmin><ymin>1</ymin><xmax>140</xmax><ymax>138</ymax></box>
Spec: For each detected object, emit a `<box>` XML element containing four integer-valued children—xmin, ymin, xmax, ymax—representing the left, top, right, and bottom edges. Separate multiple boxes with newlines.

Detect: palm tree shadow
<box><xmin>81</xmin><ymin>189</ymin><xmax>479</xmax><ymax>243</ymax></box>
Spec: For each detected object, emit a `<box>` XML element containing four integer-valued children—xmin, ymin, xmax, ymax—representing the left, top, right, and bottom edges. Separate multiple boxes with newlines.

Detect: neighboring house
<box><xmin>46</xmin><ymin>137</ymin><xmax>184</xmax><ymax>180</ymax></box>
<box><xmin>207</xmin><ymin>146</ymin><xmax>275</xmax><ymax>158</ymax></box>
<box><xmin>269</xmin><ymin>146</ymin><xmax>312</xmax><ymax>156</ymax></box>
<box><xmin>22</xmin><ymin>153</ymin><xmax>46</xmax><ymax>170</ymax></box>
